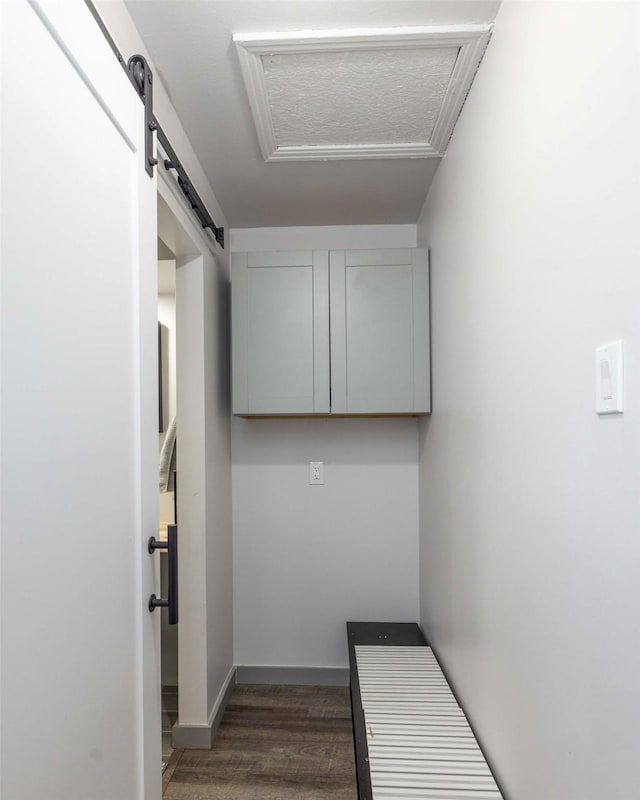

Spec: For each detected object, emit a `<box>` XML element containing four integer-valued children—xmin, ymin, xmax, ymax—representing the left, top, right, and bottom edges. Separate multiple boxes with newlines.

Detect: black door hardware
<box><xmin>148</xmin><ymin>524</ymin><xmax>178</xmax><ymax>625</ymax></box>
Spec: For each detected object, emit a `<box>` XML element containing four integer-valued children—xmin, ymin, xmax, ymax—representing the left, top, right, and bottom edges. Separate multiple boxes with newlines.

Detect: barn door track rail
<box><xmin>85</xmin><ymin>1</ymin><xmax>225</xmax><ymax>249</ymax></box>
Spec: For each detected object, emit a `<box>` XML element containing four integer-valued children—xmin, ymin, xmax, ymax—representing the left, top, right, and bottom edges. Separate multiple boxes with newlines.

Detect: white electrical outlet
<box><xmin>309</xmin><ymin>461</ymin><xmax>324</xmax><ymax>485</ymax></box>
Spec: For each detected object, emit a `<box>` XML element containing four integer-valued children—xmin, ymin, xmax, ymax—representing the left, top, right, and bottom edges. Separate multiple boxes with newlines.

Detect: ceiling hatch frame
<box><xmin>234</xmin><ymin>25</ymin><xmax>492</xmax><ymax>162</ymax></box>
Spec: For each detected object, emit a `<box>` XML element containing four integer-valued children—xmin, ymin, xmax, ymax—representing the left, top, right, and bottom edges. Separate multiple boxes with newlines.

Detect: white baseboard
<box><xmin>171</xmin><ymin>666</ymin><xmax>236</xmax><ymax>749</ymax></box>
<box><xmin>235</xmin><ymin>665</ymin><xmax>349</xmax><ymax>686</ymax></box>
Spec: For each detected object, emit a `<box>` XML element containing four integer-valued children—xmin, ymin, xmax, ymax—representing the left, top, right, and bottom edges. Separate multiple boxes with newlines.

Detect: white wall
<box><xmin>230</xmin><ymin>224</ymin><xmax>417</xmax><ymax>253</ymax></box>
<box><xmin>231</xmin><ymin>225</ymin><xmax>420</xmax><ymax>670</ymax></box>
<box><xmin>417</xmin><ymin>3</ymin><xmax>640</xmax><ymax>799</ymax></box>
<box><xmin>233</xmin><ymin>417</ymin><xmax>419</xmax><ymax>669</ymax></box>
<box><xmin>202</xmin><ymin>245</ymin><xmax>234</xmax><ymax>716</ymax></box>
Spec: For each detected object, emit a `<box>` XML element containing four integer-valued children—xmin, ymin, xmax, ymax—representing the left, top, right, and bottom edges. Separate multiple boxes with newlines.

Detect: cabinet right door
<box><xmin>330</xmin><ymin>248</ymin><xmax>430</xmax><ymax>414</ymax></box>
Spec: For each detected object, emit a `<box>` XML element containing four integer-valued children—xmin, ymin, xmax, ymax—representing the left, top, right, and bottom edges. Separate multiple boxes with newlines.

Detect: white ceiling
<box><xmin>125</xmin><ymin>1</ymin><xmax>501</xmax><ymax>228</ymax></box>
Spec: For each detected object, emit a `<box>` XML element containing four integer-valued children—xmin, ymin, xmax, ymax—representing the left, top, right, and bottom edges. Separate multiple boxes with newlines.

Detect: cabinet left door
<box><xmin>232</xmin><ymin>250</ymin><xmax>330</xmax><ymax>414</ymax></box>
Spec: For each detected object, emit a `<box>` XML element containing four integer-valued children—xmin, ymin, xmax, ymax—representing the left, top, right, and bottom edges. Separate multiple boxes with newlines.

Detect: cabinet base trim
<box><xmin>233</xmin><ymin>413</ymin><xmax>429</xmax><ymax>419</ymax></box>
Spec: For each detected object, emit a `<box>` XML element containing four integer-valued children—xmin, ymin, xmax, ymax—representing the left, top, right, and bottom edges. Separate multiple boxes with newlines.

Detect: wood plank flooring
<box><xmin>162</xmin><ymin>685</ymin><xmax>179</xmax><ymax>792</ymax></box>
<box><xmin>163</xmin><ymin>685</ymin><xmax>357</xmax><ymax>799</ymax></box>
<box><xmin>163</xmin><ymin>686</ymin><xmax>178</xmax><ymax>761</ymax></box>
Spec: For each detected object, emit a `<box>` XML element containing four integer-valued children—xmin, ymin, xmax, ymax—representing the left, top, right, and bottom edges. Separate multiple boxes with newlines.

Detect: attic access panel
<box><xmin>234</xmin><ymin>25</ymin><xmax>492</xmax><ymax>162</ymax></box>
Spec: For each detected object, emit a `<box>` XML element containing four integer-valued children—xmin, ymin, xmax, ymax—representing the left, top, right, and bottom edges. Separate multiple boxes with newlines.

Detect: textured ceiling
<box><xmin>264</xmin><ymin>46</ymin><xmax>459</xmax><ymax>147</ymax></box>
<box><xmin>124</xmin><ymin>1</ymin><xmax>501</xmax><ymax>228</ymax></box>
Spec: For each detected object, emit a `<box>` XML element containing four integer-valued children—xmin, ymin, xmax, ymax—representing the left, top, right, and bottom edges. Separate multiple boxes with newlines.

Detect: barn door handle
<box><xmin>148</xmin><ymin>524</ymin><xmax>178</xmax><ymax>625</ymax></box>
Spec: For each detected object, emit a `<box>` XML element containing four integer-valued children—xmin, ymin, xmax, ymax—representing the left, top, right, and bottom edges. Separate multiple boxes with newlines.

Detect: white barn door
<box><xmin>1</xmin><ymin>2</ymin><xmax>161</xmax><ymax>798</ymax></box>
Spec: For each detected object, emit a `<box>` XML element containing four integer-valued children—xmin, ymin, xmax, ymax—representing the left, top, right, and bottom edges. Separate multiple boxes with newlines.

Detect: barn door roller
<box><xmin>128</xmin><ymin>54</ymin><xmax>157</xmax><ymax>177</ymax></box>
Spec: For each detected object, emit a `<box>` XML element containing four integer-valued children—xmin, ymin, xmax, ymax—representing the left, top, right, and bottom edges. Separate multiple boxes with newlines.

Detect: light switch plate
<box><xmin>595</xmin><ymin>340</ymin><xmax>624</xmax><ymax>414</ymax></box>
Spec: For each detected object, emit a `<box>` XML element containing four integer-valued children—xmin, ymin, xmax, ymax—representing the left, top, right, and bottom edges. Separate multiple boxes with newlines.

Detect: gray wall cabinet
<box><xmin>231</xmin><ymin>248</ymin><xmax>430</xmax><ymax>416</ymax></box>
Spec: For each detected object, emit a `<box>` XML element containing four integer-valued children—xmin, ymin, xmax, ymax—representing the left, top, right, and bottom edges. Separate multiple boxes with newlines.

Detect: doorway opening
<box><xmin>157</xmin><ymin>239</ymin><xmax>178</xmax><ymax>771</ymax></box>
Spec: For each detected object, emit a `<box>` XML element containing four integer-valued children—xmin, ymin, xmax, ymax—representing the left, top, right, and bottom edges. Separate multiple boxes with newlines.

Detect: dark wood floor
<box><xmin>163</xmin><ymin>684</ymin><xmax>357</xmax><ymax>799</ymax></box>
